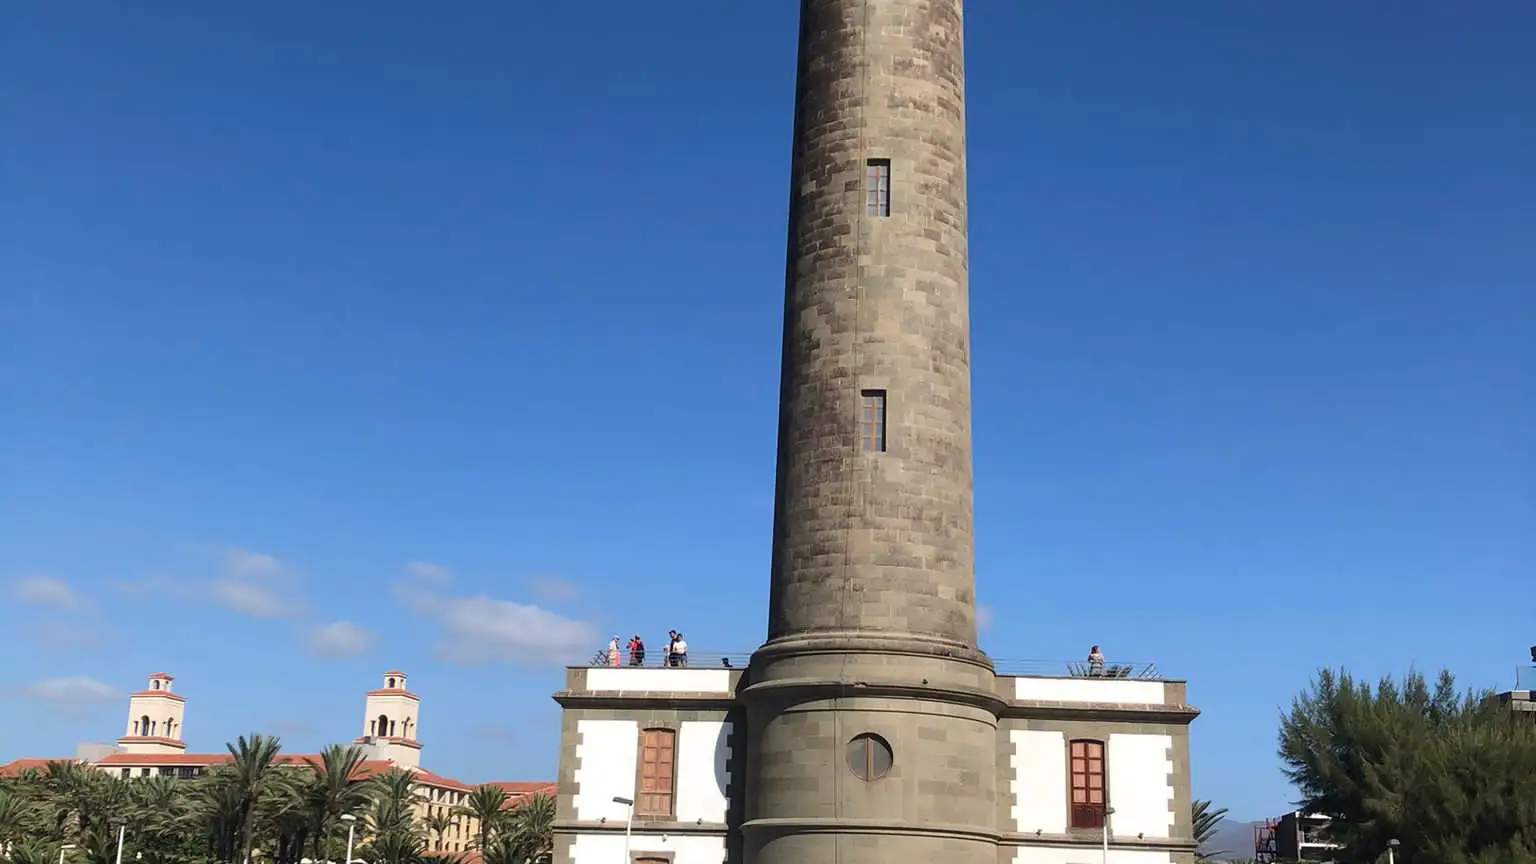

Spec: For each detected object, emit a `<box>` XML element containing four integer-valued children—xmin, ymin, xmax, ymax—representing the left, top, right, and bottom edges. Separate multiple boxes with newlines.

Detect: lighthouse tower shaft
<box><xmin>766</xmin><ymin>0</ymin><xmax>977</xmax><ymax>651</ymax></box>
<box><xmin>742</xmin><ymin>1</ymin><xmax>999</xmax><ymax>862</ymax></box>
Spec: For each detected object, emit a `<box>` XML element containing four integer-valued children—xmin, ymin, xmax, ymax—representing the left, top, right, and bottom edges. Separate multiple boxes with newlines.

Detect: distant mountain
<box><xmin>1201</xmin><ymin>818</ymin><xmax>1266</xmax><ymax>861</ymax></box>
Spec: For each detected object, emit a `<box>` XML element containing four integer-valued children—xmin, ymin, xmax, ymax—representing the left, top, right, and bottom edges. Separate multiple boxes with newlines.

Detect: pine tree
<box><xmin>1279</xmin><ymin>668</ymin><xmax>1536</xmax><ymax>864</ymax></box>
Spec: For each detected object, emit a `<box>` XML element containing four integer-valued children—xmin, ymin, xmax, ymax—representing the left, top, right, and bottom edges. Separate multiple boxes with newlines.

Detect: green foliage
<box><xmin>0</xmin><ymin>738</ymin><xmax>552</xmax><ymax>864</ymax></box>
<box><xmin>455</xmin><ymin>784</ymin><xmax>510</xmax><ymax>852</ymax></box>
<box><xmin>502</xmin><ymin>792</ymin><xmax>554</xmax><ymax>864</ymax></box>
<box><xmin>1192</xmin><ymin>798</ymin><xmax>1229</xmax><ymax>860</ymax></box>
<box><xmin>1280</xmin><ymin>667</ymin><xmax>1536</xmax><ymax>864</ymax></box>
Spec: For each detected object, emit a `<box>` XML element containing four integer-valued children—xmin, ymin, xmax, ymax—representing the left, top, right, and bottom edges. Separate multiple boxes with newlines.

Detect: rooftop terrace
<box><xmin>560</xmin><ymin>650</ymin><xmax>1196</xmax><ymax>718</ymax></box>
<box><xmin>575</xmin><ymin>651</ymin><xmax>1169</xmax><ymax>680</ymax></box>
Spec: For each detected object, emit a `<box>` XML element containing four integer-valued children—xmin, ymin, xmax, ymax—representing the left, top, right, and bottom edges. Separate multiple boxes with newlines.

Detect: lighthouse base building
<box><xmin>551</xmin><ymin>663</ymin><xmax>1198</xmax><ymax>864</ymax></box>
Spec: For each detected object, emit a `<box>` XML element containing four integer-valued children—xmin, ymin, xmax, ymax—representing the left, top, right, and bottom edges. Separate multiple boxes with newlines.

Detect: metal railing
<box><xmin>580</xmin><ymin>651</ymin><xmax>1163</xmax><ymax>680</ymax></box>
<box><xmin>997</xmin><ymin>659</ymin><xmax>1162</xmax><ymax>680</ymax></box>
<box><xmin>585</xmin><ymin>651</ymin><xmax>751</xmax><ymax>669</ymax></box>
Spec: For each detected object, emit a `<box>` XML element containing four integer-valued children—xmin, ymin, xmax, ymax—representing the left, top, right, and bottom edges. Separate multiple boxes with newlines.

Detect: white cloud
<box><xmin>209</xmin><ymin>547</ymin><xmax>301</xmax><ymax>618</ymax></box>
<box><xmin>211</xmin><ymin>579</ymin><xmax>296</xmax><ymax>618</ymax></box>
<box><xmin>224</xmin><ymin>548</ymin><xmax>283</xmax><ymax>579</ymax></box>
<box><xmin>12</xmin><ymin>575</ymin><xmax>87</xmax><ymax>612</ymax></box>
<box><xmin>976</xmin><ymin>603</ymin><xmax>995</xmax><ymax>632</ymax></box>
<box><xmin>307</xmin><ymin>621</ymin><xmax>374</xmax><ymax>659</ymax></box>
<box><xmin>405</xmin><ymin>561</ymin><xmax>453</xmax><ymax>585</ymax></box>
<box><xmin>20</xmin><ymin>676</ymin><xmax>121</xmax><ymax>705</ymax></box>
<box><xmin>527</xmin><ymin>574</ymin><xmax>580</xmax><ymax>605</ymax></box>
<box><xmin>396</xmin><ymin>579</ymin><xmax>598</xmax><ymax>667</ymax></box>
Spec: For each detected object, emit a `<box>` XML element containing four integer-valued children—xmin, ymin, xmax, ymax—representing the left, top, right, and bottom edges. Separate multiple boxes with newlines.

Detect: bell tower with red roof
<box><xmin>116</xmin><ymin>673</ymin><xmax>188</xmax><ymax>755</ymax></box>
<box><xmin>356</xmin><ymin>669</ymin><xmax>422</xmax><ymax>769</ymax></box>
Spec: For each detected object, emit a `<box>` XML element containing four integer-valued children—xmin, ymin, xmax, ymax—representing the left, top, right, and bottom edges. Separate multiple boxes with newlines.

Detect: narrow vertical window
<box><xmin>1069</xmin><ymin>739</ymin><xmax>1107</xmax><ymax>828</ymax></box>
<box><xmin>866</xmin><ymin>159</ymin><xmax>891</xmax><ymax>217</ymax></box>
<box><xmin>859</xmin><ymin>390</ymin><xmax>887</xmax><ymax>453</ymax></box>
<box><xmin>637</xmin><ymin>728</ymin><xmax>677</xmax><ymax>817</ymax></box>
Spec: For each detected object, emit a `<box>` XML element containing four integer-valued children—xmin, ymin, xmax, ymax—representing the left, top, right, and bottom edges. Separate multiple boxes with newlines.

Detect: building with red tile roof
<box><xmin>0</xmin><ymin>669</ymin><xmax>548</xmax><ymax>856</ymax></box>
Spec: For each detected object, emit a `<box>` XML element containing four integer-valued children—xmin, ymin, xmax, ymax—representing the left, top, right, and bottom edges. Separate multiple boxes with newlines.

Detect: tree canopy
<box><xmin>1279</xmin><ymin>667</ymin><xmax>1536</xmax><ymax>864</ymax></box>
<box><xmin>0</xmin><ymin>736</ymin><xmax>552</xmax><ymax>864</ymax></box>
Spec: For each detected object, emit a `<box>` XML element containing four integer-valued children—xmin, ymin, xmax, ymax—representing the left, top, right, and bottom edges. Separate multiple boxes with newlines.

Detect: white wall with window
<box><xmin>1008</xmin><ymin>727</ymin><xmax>1178</xmax><ymax>854</ymax></box>
<box><xmin>571</xmin><ymin>718</ymin><xmax>733</xmax><ymax>825</ymax></box>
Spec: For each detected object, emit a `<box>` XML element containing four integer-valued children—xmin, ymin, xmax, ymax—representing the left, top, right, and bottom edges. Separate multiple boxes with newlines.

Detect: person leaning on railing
<box><xmin>668</xmin><ymin>632</ymin><xmax>688</xmax><ymax>667</ymax></box>
<box><xmin>1087</xmin><ymin>644</ymin><xmax>1105</xmax><ymax>677</ymax></box>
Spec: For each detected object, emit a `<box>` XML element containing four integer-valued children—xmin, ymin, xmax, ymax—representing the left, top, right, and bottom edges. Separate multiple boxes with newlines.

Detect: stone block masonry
<box><xmin>742</xmin><ymin>1</ymin><xmax>1001</xmax><ymax>862</ymax></box>
<box><xmin>765</xmin><ymin>0</ymin><xmax>977</xmax><ymax>653</ymax></box>
<box><xmin>548</xmin><ymin>1</ymin><xmax>1202</xmax><ymax>862</ymax></box>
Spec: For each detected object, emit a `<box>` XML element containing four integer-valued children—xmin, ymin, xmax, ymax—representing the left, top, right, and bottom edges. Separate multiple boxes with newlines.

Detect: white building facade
<box><xmin>552</xmin><ymin>663</ymin><xmax>1197</xmax><ymax>864</ymax></box>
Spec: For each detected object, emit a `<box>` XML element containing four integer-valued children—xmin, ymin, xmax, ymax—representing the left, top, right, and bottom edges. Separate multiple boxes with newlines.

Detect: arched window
<box><xmin>139</xmin><ymin>714</ymin><xmax>151</xmax><ymax>736</ymax></box>
<box><xmin>388</xmin><ymin>677</ymin><xmax>396</xmax><ymax>688</ymax></box>
<box><xmin>1068</xmin><ymin>739</ymin><xmax>1107</xmax><ymax>829</ymax></box>
<box><xmin>636</xmin><ymin>728</ymin><xmax>677</xmax><ymax>817</ymax></box>
<box><xmin>378</xmin><ymin>714</ymin><xmax>390</xmax><ymax>738</ymax></box>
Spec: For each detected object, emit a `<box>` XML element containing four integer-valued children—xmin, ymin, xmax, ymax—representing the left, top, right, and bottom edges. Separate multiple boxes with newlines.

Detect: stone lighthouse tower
<box><xmin>740</xmin><ymin>0</ymin><xmax>999</xmax><ymax>862</ymax></box>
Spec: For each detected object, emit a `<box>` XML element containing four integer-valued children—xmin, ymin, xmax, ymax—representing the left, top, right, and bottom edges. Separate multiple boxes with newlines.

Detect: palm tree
<box><xmin>5</xmin><ymin>839</ymin><xmax>63</xmax><ymax>864</ymax></box>
<box><xmin>478</xmin><ymin>835</ymin><xmax>524</xmax><ymax>864</ymax></box>
<box><xmin>367</xmin><ymin>829</ymin><xmax>425</xmax><ymax>864</ymax></box>
<box><xmin>2</xmin><ymin>769</ymin><xmax>54</xmax><ymax>844</ymax></box>
<box><xmin>367</xmin><ymin>769</ymin><xmax>421</xmax><ymax>836</ymax></box>
<box><xmin>0</xmin><ymin>787</ymin><xmax>30</xmax><ymax>846</ymax></box>
<box><xmin>455</xmin><ymin>785</ymin><xmax>508</xmax><ymax>852</ymax></box>
<box><xmin>124</xmin><ymin>776</ymin><xmax>192</xmax><ymax>864</ymax></box>
<box><xmin>1193</xmin><ymin>798</ymin><xmax>1230</xmax><ymax>860</ymax></box>
<box><xmin>224</xmin><ymin>733</ymin><xmax>285</xmax><ymax>864</ymax></box>
<box><xmin>198</xmin><ymin>764</ymin><xmax>251</xmax><ymax>863</ymax></box>
<box><xmin>357</xmin><ymin>768</ymin><xmax>425</xmax><ymax>864</ymax></box>
<box><xmin>262</xmin><ymin>770</ymin><xmax>318</xmax><ymax>864</ymax></box>
<box><xmin>305</xmin><ymin>745</ymin><xmax>374</xmax><ymax>862</ymax></box>
<box><xmin>421</xmin><ymin>812</ymin><xmax>453</xmax><ymax>852</ymax></box>
<box><xmin>502</xmin><ymin>792</ymin><xmax>554</xmax><ymax>864</ymax></box>
<box><xmin>42</xmin><ymin>761</ymin><xmax>103</xmax><ymax>844</ymax></box>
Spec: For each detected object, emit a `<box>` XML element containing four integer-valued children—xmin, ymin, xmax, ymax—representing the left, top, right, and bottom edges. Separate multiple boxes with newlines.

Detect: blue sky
<box><xmin>2</xmin><ymin>1</ymin><xmax>1531</xmax><ymax>822</ymax></box>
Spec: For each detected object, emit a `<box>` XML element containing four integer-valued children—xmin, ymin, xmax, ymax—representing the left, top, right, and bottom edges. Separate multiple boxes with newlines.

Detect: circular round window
<box><xmin>846</xmin><ymin>733</ymin><xmax>893</xmax><ymax>781</ymax></box>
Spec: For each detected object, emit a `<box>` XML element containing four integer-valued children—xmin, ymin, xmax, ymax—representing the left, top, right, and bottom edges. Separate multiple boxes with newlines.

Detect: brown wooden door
<box><xmin>637</xmin><ymin>728</ymin><xmax>676</xmax><ymax>817</ymax></box>
<box><xmin>1069</xmin><ymin>739</ymin><xmax>1106</xmax><ymax>828</ymax></box>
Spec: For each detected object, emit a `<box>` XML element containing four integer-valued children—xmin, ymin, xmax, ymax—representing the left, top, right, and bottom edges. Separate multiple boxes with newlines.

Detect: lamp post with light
<box><xmin>1388</xmin><ymin>838</ymin><xmax>1400</xmax><ymax>864</ymax></box>
<box><xmin>612</xmin><ymin>796</ymin><xmax>634</xmax><ymax>864</ymax></box>
<box><xmin>114</xmin><ymin>824</ymin><xmax>127</xmax><ymax>864</ymax></box>
<box><xmin>342</xmin><ymin>813</ymin><xmax>358</xmax><ymax>864</ymax></box>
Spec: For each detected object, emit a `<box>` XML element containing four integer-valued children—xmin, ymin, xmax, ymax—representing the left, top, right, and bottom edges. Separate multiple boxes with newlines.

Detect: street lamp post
<box><xmin>114</xmin><ymin>825</ymin><xmax>127</xmax><ymax>864</ymax></box>
<box><xmin>612</xmin><ymin>796</ymin><xmax>634</xmax><ymax>864</ymax></box>
<box><xmin>1388</xmin><ymin>838</ymin><xmax>1401</xmax><ymax>864</ymax></box>
<box><xmin>58</xmin><ymin>843</ymin><xmax>76</xmax><ymax>864</ymax></box>
<box><xmin>342</xmin><ymin>813</ymin><xmax>358</xmax><ymax>864</ymax></box>
<box><xmin>1102</xmin><ymin>806</ymin><xmax>1115</xmax><ymax>864</ymax></box>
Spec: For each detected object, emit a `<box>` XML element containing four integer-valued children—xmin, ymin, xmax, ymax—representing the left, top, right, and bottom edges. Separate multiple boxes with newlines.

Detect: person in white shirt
<box><xmin>669</xmin><ymin>632</ymin><xmax>689</xmax><ymax>667</ymax></box>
